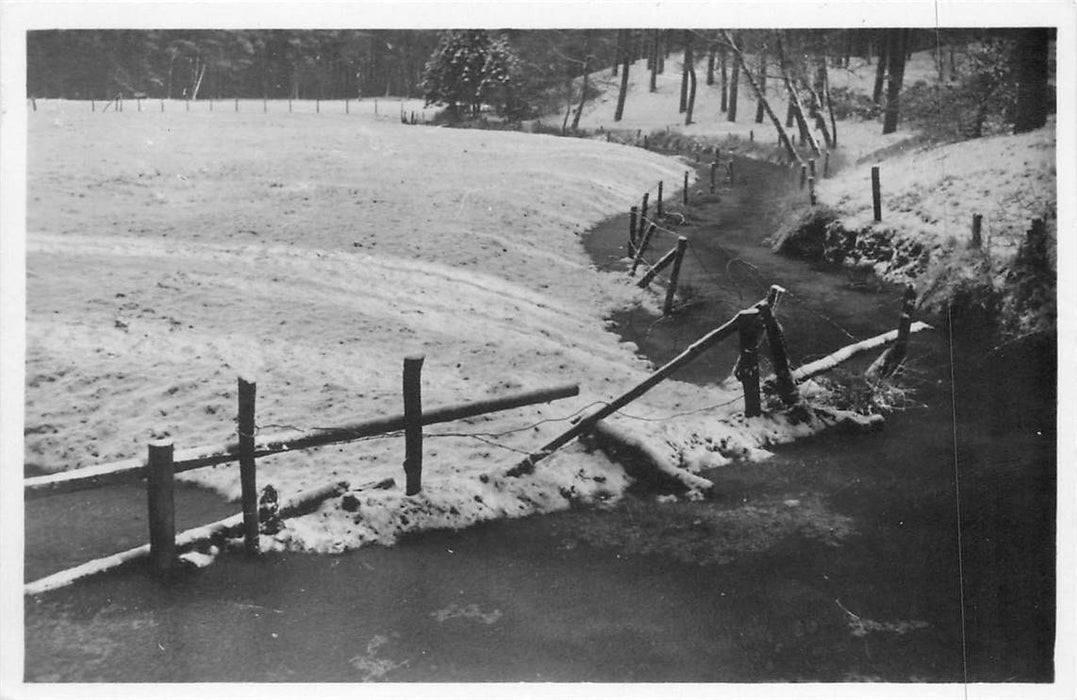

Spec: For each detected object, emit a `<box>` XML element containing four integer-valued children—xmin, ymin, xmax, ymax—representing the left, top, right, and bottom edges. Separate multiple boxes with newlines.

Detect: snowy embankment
<box><xmin>26</xmin><ymin>101</ymin><xmax>865</xmax><ymax>554</ymax></box>
<box><xmin>565</xmin><ymin>49</ymin><xmax>1055</xmax><ymax>329</ymax></box>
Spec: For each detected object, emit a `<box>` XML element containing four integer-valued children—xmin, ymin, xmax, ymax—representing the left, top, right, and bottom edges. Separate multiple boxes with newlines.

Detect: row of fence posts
<box><xmin>80</xmin><ymin>97</ymin><xmax>398</xmax><ymax>117</ymax></box>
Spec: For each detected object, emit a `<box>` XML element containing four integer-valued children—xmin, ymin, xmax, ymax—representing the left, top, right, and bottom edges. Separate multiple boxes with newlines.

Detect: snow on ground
<box><xmin>25</xmin><ymin>100</ymin><xmax>863</xmax><ymax>554</ymax></box>
<box><xmin>562</xmin><ymin>45</ymin><xmax>1055</xmax><ymax>300</ymax></box>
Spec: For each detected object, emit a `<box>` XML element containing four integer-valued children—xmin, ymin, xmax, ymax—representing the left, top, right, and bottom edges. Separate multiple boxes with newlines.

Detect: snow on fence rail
<box><xmin>24</xmin><ymin>286</ymin><xmax>930</xmax><ymax>594</ymax></box>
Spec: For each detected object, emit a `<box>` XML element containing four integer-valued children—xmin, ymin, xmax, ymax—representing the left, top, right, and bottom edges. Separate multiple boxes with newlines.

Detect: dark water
<box><xmin>23</xmin><ymin>151</ymin><xmax>1056</xmax><ymax>683</ymax></box>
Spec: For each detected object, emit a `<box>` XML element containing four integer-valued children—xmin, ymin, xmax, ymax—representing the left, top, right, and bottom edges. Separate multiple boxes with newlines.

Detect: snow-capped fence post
<box><xmin>871</xmin><ymin>166</ymin><xmax>882</xmax><ymax>222</ymax></box>
<box><xmin>147</xmin><ymin>439</ymin><xmax>177</xmax><ymax>574</ymax></box>
<box><xmin>237</xmin><ymin>378</ymin><xmax>260</xmax><ymax>554</ymax></box>
<box><xmin>970</xmin><ymin>214</ymin><xmax>983</xmax><ymax>249</ymax></box>
<box><xmin>758</xmin><ymin>301</ymin><xmax>799</xmax><ymax>406</ymax></box>
<box><xmin>403</xmin><ymin>355</ymin><xmax>425</xmax><ymax>496</ymax></box>
<box><xmin>628</xmin><ymin>206</ymin><xmax>639</xmax><ymax>255</ymax></box>
<box><xmin>657</xmin><ymin>181</ymin><xmax>664</xmax><ymax>217</ymax></box>
<box><xmin>630</xmin><ymin>223</ymin><xmax>657</xmax><ymax>276</ymax></box>
<box><xmin>736</xmin><ymin>309</ymin><xmax>763</xmax><ymax>417</ymax></box>
<box><xmin>869</xmin><ymin>285</ymin><xmax>917</xmax><ymax>377</ymax></box>
<box><xmin>663</xmin><ymin>237</ymin><xmax>689</xmax><ymax>316</ymax></box>
<box><xmin>710</xmin><ymin>161</ymin><xmax>717</xmax><ymax>193</ymax></box>
<box><xmin>683</xmin><ymin>171</ymin><xmax>689</xmax><ymax>204</ymax></box>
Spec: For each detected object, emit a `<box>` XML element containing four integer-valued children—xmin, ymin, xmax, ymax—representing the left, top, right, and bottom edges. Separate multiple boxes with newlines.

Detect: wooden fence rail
<box><xmin>25</xmin><ymin>381</ymin><xmax>581</xmax><ymax>499</ymax></box>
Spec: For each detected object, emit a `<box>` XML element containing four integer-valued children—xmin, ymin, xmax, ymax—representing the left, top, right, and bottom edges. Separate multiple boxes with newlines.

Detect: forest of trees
<box><xmin>26</xmin><ymin>28</ymin><xmax>1053</xmax><ymax>136</ymax></box>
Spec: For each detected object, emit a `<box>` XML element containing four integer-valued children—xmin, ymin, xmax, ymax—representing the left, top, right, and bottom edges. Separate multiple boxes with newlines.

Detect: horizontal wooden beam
<box><xmin>25</xmin><ymin>480</ymin><xmax>350</xmax><ymax>596</ymax></box>
<box><xmin>791</xmin><ymin>322</ymin><xmax>932</xmax><ymax>382</ymax></box>
<box><xmin>25</xmin><ymin>382</ymin><xmax>580</xmax><ymax>498</ymax></box>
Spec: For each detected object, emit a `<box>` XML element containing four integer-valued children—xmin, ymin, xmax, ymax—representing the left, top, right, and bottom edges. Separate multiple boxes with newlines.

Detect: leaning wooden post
<box><xmin>970</xmin><ymin>213</ymin><xmax>983</xmax><ymax>249</ymax></box>
<box><xmin>663</xmin><ymin>237</ymin><xmax>689</xmax><ymax>316</ymax></box>
<box><xmin>758</xmin><ymin>301</ymin><xmax>798</xmax><ymax>405</ymax></box>
<box><xmin>682</xmin><ymin>171</ymin><xmax>689</xmax><ymax>205</ymax></box>
<box><xmin>710</xmin><ymin>161</ymin><xmax>717</xmax><ymax>193</ymax></box>
<box><xmin>628</xmin><ymin>206</ymin><xmax>639</xmax><ymax>255</ymax></box>
<box><xmin>237</xmin><ymin>378</ymin><xmax>259</xmax><ymax>554</ymax></box>
<box><xmin>736</xmin><ymin>309</ymin><xmax>763</xmax><ymax>417</ymax></box>
<box><xmin>657</xmin><ymin>181</ymin><xmax>664</xmax><ymax>217</ymax></box>
<box><xmin>871</xmin><ymin>166</ymin><xmax>882</xmax><ymax>222</ymax></box>
<box><xmin>640</xmin><ymin>192</ymin><xmax>650</xmax><ymax>230</ymax></box>
<box><xmin>630</xmin><ymin>223</ymin><xmax>658</xmax><ymax>276</ymax></box>
<box><xmin>147</xmin><ymin>439</ymin><xmax>176</xmax><ymax>574</ymax></box>
<box><xmin>403</xmin><ymin>355</ymin><xmax>425</xmax><ymax>496</ymax></box>
<box><xmin>873</xmin><ymin>285</ymin><xmax>917</xmax><ymax>377</ymax></box>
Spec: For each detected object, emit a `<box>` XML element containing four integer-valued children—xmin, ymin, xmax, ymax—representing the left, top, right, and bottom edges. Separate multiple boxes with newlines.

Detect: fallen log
<box><xmin>24</xmin><ymin>480</ymin><xmax>350</xmax><ymax>596</ymax></box>
<box><xmin>791</xmin><ymin>322</ymin><xmax>932</xmax><ymax>382</ymax></box>
<box><xmin>26</xmin><ymin>382</ymin><xmax>580</xmax><ymax>498</ymax></box>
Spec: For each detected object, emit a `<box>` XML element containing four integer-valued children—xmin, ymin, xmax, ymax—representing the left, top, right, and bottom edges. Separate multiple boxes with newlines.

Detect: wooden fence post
<box><xmin>800</xmin><ymin>164</ymin><xmax>807</xmax><ymax>190</ymax></box>
<box><xmin>758</xmin><ymin>301</ymin><xmax>798</xmax><ymax>405</ymax></box>
<box><xmin>374</xmin><ymin>97</ymin><xmax>378</xmax><ymax>115</ymax></box>
<box><xmin>237</xmin><ymin>378</ymin><xmax>259</xmax><ymax>554</ymax></box>
<box><xmin>809</xmin><ymin>176</ymin><xmax>816</xmax><ymax>205</ymax></box>
<box><xmin>403</xmin><ymin>355</ymin><xmax>425</xmax><ymax>496</ymax></box>
<box><xmin>683</xmin><ymin>171</ymin><xmax>689</xmax><ymax>205</ymax></box>
<box><xmin>137</xmin><ymin>97</ymin><xmax>142</xmax><ymax>112</ymax></box>
<box><xmin>970</xmin><ymin>213</ymin><xmax>983</xmax><ymax>249</ymax></box>
<box><xmin>823</xmin><ymin>151</ymin><xmax>830</xmax><ymax>178</ymax></box>
<box><xmin>628</xmin><ymin>206</ymin><xmax>639</xmax><ymax>255</ymax></box>
<box><xmin>209</xmin><ymin>98</ymin><xmax>213</xmax><ymax>112</ymax></box>
<box><xmin>663</xmin><ymin>237</ymin><xmax>688</xmax><ymax>316</ymax></box>
<box><xmin>147</xmin><ymin>439</ymin><xmax>176</xmax><ymax>574</ymax></box>
<box><xmin>346</xmin><ymin>98</ymin><xmax>350</xmax><ymax>114</ymax></box>
<box><xmin>640</xmin><ymin>192</ymin><xmax>650</xmax><ymax>230</ymax></box>
<box><xmin>749</xmin><ymin>129</ymin><xmax>754</xmax><ymax>142</ymax></box>
<box><xmin>316</xmin><ymin>98</ymin><xmax>321</xmax><ymax>113</ymax></box>
<box><xmin>92</xmin><ymin>98</ymin><xmax>95</xmax><ymax>112</ymax></box>
<box><xmin>289</xmin><ymin>98</ymin><xmax>293</xmax><ymax>113</ymax></box>
<box><xmin>808</xmin><ymin>158</ymin><xmax>816</xmax><ymax>179</ymax></box>
<box><xmin>263</xmin><ymin>96</ymin><xmax>268</xmax><ymax>113</ymax></box>
<box><xmin>657</xmin><ymin>181</ymin><xmax>664</xmax><ymax>217</ymax></box>
<box><xmin>160</xmin><ymin>99</ymin><xmax>164</xmax><ymax>112</ymax></box>
<box><xmin>872</xmin><ymin>285</ymin><xmax>916</xmax><ymax>377</ymax></box>
<box><xmin>871</xmin><ymin>165</ymin><xmax>882</xmax><ymax>222</ymax></box>
<box><xmin>235</xmin><ymin>97</ymin><xmax>239</xmax><ymax>112</ymax></box>
<box><xmin>737</xmin><ymin>309</ymin><xmax>763</xmax><ymax>417</ymax></box>
<box><xmin>630</xmin><ymin>223</ymin><xmax>657</xmax><ymax>276</ymax></box>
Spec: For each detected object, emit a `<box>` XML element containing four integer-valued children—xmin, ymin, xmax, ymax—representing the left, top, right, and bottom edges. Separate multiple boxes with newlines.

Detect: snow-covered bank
<box><xmin>25</xmin><ymin>102</ymin><xmax>873</xmax><ymax>553</ymax></box>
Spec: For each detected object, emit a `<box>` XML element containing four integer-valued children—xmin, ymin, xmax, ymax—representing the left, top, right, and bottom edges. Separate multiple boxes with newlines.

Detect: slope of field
<box><xmin>25</xmin><ymin>102</ymin><xmax>860</xmax><ymax>553</ymax></box>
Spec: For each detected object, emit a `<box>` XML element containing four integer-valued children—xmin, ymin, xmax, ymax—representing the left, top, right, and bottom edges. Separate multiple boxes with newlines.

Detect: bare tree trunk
<box><xmin>882</xmin><ymin>28</ymin><xmax>908</xmax><ymax>134</ymax></box>
<box><xmin>722</xmin><ymin>30</ymin><xmax>801</xmax><ymax>165</ymax></box>
<box><xmin>727</xmin><ymin>31</ymin><xmax>740</xmax><ymax>122</ymax></box>
<box><xmin>776</xmin><ymin>32</ymin><xmax>820</xmax><ymax>155</ymax></box>
<box><xmin>649</xmin><ymin>29</ymin><xmax>659</xmax><ymax>92</ymax></box>
<box><xmin>571</xmin><ymin>37</ymin><xmax>592</xmax><ymax>131</ymax></box>
<box><xmin>685</xmin><ymin>40</ymin><xmax>697</xmax><ymax>125</ymax></box>
<box><xmin>679</xmin><ymin>30</ymin><xmax>691</xmax><ymax>113</ymax></box>
<box><xmin>706</xmin><ymin>42</ymin><xmax>716</xmax><ymax>85</ymax></box>
<box><xmin>872</xmin><ymin>28</ymin><xmax>888</xmax><ymax>104</ymax></box>
<box><xmin>614</xmin><ymin>29</ymin><xmax>630</xmax><ymax>122</ymax></box>
<box><xmin>755</xmin><ymin>41</ymin><xmax>767</xmax><ymax>123</ymax></box>
<box><xmin>719</xmin><ymin>43</ymin><xmax>728</xmax><ymax>112</ymax></box>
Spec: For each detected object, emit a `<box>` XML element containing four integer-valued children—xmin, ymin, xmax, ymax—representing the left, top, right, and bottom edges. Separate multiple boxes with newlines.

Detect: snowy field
<box><xmin>25</xmin><ymin>101</ymin><xmax>860</xmax><ymax>553</ymax></box>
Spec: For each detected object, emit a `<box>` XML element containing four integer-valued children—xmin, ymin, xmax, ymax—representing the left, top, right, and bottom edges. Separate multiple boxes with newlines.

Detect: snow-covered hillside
<box><xmin>25</xmin><ymin>102</ymin><xmax>862</xmax><ymax>553</ymax></box>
